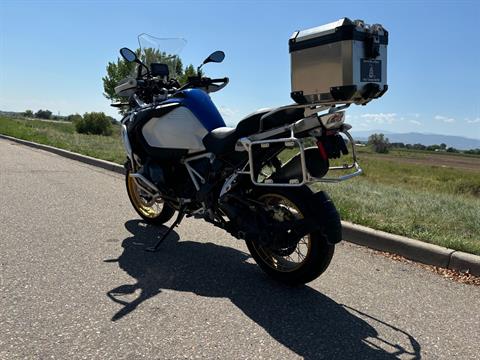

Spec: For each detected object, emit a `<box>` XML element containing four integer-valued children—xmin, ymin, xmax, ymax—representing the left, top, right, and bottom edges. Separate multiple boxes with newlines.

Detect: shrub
<box><xmin>368</xmin><ymin>133</ymin><xmax>390</xmax><ymax>153</ymax></box>
<box><xmin>74</xmin><ymin>112</ymin><xmax>113</xmax><ymax>136</ymax></box>
<box><xmin>67</xmin><ymin>114</ymin><xmax>82</xmax><ymax>122</ymax></box>
<box><xmin>35</xmin><ymin>109</ymin><xmax>52</xmax><ymax>119</ymax></box>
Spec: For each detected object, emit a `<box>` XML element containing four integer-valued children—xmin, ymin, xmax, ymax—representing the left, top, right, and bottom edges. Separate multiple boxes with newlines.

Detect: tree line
<box><xmin>367</xmin><ymin>133</ymin><xmax>479</xmax><ymax>155</ymax></box>
<box><xmin>20</xmin><ymin>109</ymin><xmax>116</xmax><ymax>136</ymax></box>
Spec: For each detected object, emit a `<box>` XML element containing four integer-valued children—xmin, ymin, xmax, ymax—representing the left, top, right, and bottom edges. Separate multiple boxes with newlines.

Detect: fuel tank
<box><xmin>141</xmin><ymin>89</ymin><xmax>225</xmax><ymax>154</ymax></box>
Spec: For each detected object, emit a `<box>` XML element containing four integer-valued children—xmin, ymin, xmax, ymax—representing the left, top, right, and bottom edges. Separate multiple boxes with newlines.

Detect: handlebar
<box><xmin>177</xmin><ymin>76</ymin><xmax>229</xmax><ymax>92</ymax></box>
<box><xmin>116</xmin><ymin>74</ymin><xmax>229</xmax><ymax>108</ymax></box>
<box><xmin>210</xmin><ymin>77</ymin><xmax>229</xmax><ymax>83</ymax></box>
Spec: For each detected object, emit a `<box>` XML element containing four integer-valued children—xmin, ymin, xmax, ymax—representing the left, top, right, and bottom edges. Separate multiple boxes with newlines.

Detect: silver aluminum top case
<box><xmin>289</xmin><ymin>18</ymin><xmax>388</xmax><ymax>105</ymax></box>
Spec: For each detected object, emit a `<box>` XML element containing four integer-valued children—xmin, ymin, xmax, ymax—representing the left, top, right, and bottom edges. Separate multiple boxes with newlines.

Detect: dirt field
<box><xmin>361</xmin><ymin>152</ymin><xmax>480</xmax><ymax>171</ymax></box>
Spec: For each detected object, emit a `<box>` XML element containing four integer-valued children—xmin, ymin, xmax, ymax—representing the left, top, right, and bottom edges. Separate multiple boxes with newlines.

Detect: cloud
<box><xmin>409</xmin><ymin>119</ymin><xmax>422</xmax><ymax>125</ymax></box>
<box><xmin>360</xmin><ymin>113</ymin><xmax>397</xmax><ymax>124</ymax></box>
<box><xmin>466</xmin><ymin>117</ymin><xmax>480</xmax><ymax>124</ymax></box>
<box><xmin>435</xmin><ymin>115</ymin><xmax>455</xmax><ymax>123</ymax></box>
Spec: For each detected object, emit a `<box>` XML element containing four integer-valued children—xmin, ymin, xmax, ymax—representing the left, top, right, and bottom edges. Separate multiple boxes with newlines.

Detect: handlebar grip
<box><xmin>210</xmin><ymin>77</ymin><xmax>229</xmax><ymax>83</ymax></box>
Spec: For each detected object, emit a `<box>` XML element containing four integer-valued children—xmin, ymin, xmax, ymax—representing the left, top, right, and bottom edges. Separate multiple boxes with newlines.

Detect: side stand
<box><xmin>145</xmin><ymin>208</ymin><xmax>185</xmax><ymax>252</ymax></box>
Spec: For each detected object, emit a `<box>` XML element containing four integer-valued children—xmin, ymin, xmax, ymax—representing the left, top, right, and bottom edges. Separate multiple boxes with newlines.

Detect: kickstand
<box><xmin>145</xmin><ymin>208</ymin><xmax>185</xmax><ymax>252</ymax></box>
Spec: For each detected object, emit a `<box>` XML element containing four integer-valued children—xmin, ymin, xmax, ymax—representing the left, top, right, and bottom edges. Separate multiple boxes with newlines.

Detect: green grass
<box><xmin>0</xmin><ymin>117</ymin><xmax>125</xmax><ymax>164</ymax></box>
<box><xmin>1</xmin><ymin>116</ymin><xmax>479</xmax><ymax>254</ymax></box>
<box><xmin>279</xmin><ymin>147</ymin><xmax>480</xmax><ymax>198</ymax></box>
<box><xmin>314</xmin><ymin>180</ymin><xmax>480</xmax><ymax>255</ymax></box>
<box><xmin>349</xmin><ymin>156</ymin><xmax>480</xmax><ymax>198</ymax></box>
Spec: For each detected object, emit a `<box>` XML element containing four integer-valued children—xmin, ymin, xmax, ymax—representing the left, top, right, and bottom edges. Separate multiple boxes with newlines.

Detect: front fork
<box><xmin>121</xmin><ymin>124</ymin><xmax>135</xmax><ymax>170</ymax></box>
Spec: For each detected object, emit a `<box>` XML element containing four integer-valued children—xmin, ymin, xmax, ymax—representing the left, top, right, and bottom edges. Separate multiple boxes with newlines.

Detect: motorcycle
<box><xmin>112</xmin><ymin>34</ymin><xmax>365</xmax><ymax>285</ymax></box>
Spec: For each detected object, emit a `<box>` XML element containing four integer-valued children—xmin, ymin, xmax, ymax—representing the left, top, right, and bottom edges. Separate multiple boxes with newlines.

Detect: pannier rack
<box><xmin>236</xmin><ymin>102</ymin><xmax>363</xmax><ymax>187</ymax></box>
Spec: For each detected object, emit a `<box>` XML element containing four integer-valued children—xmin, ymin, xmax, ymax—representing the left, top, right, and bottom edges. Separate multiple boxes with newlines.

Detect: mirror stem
<box><xmin>136</xmin><ymin>60</ymin><xmax>149</xmax><ymax>78</ymax></box>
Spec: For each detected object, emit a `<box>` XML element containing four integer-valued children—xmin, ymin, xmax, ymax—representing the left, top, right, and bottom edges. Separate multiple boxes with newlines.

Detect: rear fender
<box><xmin>309</xmin><ymin>191</ymin><xmax>342</xmax><ymax>244</ymax></box>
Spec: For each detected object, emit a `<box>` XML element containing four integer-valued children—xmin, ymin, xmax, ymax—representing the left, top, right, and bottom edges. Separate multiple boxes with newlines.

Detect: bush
<box><xmin>368</xmin><ymin>133</ymin><xmax>390</xmax><ymax>153</ymax></box>
<box><xmin>67</xmin><ymin>114</ymin><xmax>82</xmax><ymax>122</ymax></box>
<box><xmin>74</xmin><ymin>112</ymin><xmax>113</xmax><ymax>136</ymax></box>
<box><xmin>35</xmin><ymin>109</ymin><xmax>52</xmax><ymax>119</ymax></box>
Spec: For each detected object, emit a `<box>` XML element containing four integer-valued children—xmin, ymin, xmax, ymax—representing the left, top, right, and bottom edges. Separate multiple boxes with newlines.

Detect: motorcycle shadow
<box><xmin>106</xmin><ymin>219</ymin><xmax>421</xmax><ymax>360</ymax></box>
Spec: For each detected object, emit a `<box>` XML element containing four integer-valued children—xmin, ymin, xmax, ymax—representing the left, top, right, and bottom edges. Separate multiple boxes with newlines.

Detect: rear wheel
<box><xmin>125</xmin><ymin>169</ymin><xmax>175</xmax><ymax>225</ymax></box>
<box><xmin>246</xmin><ymin>187</ymin><xmax>335</xmax><ymax>285</ymax></box>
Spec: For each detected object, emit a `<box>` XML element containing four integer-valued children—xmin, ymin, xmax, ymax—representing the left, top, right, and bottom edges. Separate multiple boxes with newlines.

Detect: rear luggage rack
<box><xmin>236</xmin><ymin>114</ymin><xmax>363</xmax><ymax>187</ymax></box>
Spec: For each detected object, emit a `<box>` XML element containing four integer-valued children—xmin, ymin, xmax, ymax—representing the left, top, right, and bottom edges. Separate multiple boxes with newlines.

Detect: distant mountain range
<box><xmin>351</xmin><ymin>130</ymin><xmax>480</xmax><ymax>150</ymax></box>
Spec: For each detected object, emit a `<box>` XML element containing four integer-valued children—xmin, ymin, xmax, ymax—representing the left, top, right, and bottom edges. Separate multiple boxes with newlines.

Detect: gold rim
<box><xmin>251</xmin><ymin>194</ymin><xmax>312</xmax><ymax>272</ymax></box>
<box><xmin>127</xmin><ymin>174</ymin><xmax>165</xmax><ymax>219</ymax></box>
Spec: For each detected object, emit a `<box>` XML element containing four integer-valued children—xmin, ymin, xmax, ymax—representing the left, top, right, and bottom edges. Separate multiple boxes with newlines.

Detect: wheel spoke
<box><xmin>251</xmin><ymin>193</ymin><xmax>313</xmax><ymax>273</ymax></box>
<box><xmin>127</xmin><ymin>174</ymin><xmax>163</xmax><ymax>219</ymax></box>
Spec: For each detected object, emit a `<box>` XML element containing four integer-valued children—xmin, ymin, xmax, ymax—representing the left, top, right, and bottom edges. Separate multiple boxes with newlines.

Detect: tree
<box><xmin>427</xmin><ymin>144</ymin><xmax>440</xmax><ymax>151</ymax></box>
<box><xmin>24</xmin><ymin>110</ymin><xmax>33</xmax><ymax>117</ymax></box>
<box><xmin>35</xmin><ymin>109</ymin><xmax>52</xmax><ymax>119</ymax></box>
<box><xmin>102</xmin><ymin>48</ymin><xmax>197</xmax><ymax>106</ymax></box>
<box><xmin>106</xmin><ymin>115</ymin><xmax>118</xmax><ymax>124</ymax></box>
<box><xmin>465</xmin><ymin>148</ymin><xmax>480</xmax><ymax>155</ymax></box>
<box><xmin>368</xmin><ymin>133</ymin><xmax>390</xmax><ymax>153</ymax></box>
<box><xmin>74</xmin><ymin>112</ymin><xmax>113</xmax><ymax>136</ymax></box>
<box><xmin>178</xmin><ymin>64</ymin><xmax>203</xmax><ymax>85</ymax></box>
<box><xmin>440</xmin><ymin>143</ymin><xmax>447</xmax><ymax>150</ymax></box>
<box><xmin>67</xmin><ymin>114</ymin><xmax>82</xmax><ymax>122</ymax></box>
<box><xmin>412</xmin><ymin>143</ymin><xmax>426</xmax><ymax>151</ymax></box>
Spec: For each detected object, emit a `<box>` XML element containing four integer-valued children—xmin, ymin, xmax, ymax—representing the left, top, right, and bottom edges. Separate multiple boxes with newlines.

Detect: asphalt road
<box><xmin>0</xmin><ymin>138</ymin><xmax>478</xmax><ymax>360</ymax></box>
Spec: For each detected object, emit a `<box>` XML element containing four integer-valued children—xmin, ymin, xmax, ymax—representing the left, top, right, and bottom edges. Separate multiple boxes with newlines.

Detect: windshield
<box><xmin>137</xmin><ymin>33</ymin><xmax>187</xmax><ymax>78</ymax></box>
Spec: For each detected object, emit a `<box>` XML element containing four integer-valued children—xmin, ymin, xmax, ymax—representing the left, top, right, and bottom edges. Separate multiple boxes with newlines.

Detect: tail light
<box><xmin>319</xmin><ymin>111</ymin><xmax>345</xmax><ymax>129</ymax></box>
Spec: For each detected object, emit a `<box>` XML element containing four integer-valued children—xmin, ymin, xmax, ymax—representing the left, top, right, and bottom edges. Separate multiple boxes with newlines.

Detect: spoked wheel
<box><xmin>125</xmin><ymin>170</ymin><xmax>175</xmax><ymax>225</ymax></box>
<box><xmin>246</xmin><ymin>187</ymin><xmax>335</xmax><ymax>285</ymax></box>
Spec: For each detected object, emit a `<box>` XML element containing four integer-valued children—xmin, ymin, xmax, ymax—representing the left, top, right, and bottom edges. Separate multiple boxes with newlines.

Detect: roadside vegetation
<box><xmin>317</xmin><ymin>177</ymin><xmax>480</xmax><ymax>255</ymax></box>
<box><xmin>0</xmin><ymin>116</ymin><xmax>124</xmax><ymax>164</ymax></box>
<box><xmin>1</xmin><ymin>115</ymin><xmax>479</xmax><ymax>254</ymax></box>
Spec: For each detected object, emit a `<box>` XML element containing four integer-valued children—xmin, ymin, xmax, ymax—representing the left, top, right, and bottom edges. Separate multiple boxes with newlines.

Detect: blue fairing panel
<box><xmin>163</xmin><ymin>89</ymin><xmax>225</xmax><ymax>132</ymax></box>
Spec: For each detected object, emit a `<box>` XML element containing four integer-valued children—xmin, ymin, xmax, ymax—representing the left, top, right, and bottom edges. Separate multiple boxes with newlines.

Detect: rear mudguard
<box><xmin>308</xmin><ymin>191</ymin><xmax>342</xmax><ymax>244</ymax></box>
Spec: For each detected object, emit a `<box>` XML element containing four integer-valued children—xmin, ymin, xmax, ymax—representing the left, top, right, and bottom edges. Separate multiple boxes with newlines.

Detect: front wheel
<box><xmin>245</xmin><ymin>187</ymin><xmax>335</xmax><ymax>285</ymax></box>
<box><xmin>125</xmin><ymin>169</ymin><xmax>175</xmax><ymax>225</ymax></box>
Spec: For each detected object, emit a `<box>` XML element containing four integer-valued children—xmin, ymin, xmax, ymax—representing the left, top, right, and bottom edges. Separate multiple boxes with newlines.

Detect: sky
<box><xmin>0</xmin><ymin>0</ymin><xmax>479</xmax><ymax>139</ymax></box>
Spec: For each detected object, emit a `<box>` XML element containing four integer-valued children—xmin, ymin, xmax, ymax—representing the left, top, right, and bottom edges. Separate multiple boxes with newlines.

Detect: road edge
<box><xmin>0</xmin><ymin>133</ymin><xmax>124</xmax><ymax>175</ymax></box>
<box><xmin>2</xmin><ymin>133</ymin><xmax>479</xmax><ymax>276</ymax></box>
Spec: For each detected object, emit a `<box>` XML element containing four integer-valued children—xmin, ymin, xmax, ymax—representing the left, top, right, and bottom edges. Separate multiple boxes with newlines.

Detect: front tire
<box><xmin>125</xmin><ymin>169</ymin><xmax>175</xmax><ymax>225</ymax></box>
<box><xmin>246</xmin><ymin>186</ymin><xmax>335</xmax><ymax>285</ymax></box>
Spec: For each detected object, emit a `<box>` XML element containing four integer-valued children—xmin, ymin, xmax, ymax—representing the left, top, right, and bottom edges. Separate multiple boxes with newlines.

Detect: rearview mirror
<box><xmin>203</xmin><ymin>50</ymin><xmax>225</xmax><ymax>65</ymax></box>
<box><xmin>120</xmin><ymin>47</ymin><xmax>137</xmax><ymax>63</ymax></box>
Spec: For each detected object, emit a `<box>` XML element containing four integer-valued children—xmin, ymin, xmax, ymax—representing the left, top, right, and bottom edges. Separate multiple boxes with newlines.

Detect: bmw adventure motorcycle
<box><xmin>113</xmin><ymin>33</ymin><xmax>366</xmax><ymax>285</ymax></box>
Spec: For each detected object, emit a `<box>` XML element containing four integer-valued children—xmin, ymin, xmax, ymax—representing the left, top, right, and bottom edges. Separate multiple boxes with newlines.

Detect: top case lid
<box><xmin>289</xmin><ymin>18</ymin><xmax>388</xmax><ymax>52</ymax></box>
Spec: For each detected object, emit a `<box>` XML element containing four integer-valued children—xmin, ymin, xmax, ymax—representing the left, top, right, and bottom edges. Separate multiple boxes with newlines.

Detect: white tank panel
<box><xmin>142</xmin><ymin>107</ymin><xmax>207</xmax><ymax>152</ymax></box>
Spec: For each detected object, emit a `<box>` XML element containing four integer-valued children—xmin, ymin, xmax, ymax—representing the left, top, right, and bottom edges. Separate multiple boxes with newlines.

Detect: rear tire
<box><xmin>125</xmin><ymin>169</ymin><xmax>175</xmax><ymax>225</ymax></box>
<box><xmin>246</xmin><ymin>186</ymin><xmax>335</xmax><ymax>285</ymax></box>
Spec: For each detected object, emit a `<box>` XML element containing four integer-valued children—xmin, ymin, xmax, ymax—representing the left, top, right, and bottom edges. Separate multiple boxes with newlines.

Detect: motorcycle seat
<box><xmin>207</xmin><ymin>126</ymin><xmax>236</xmax><ymax>139</ymax></box>
<box><xmin>203</xmin><ymin>107</ymin><xmax>305</xmax><ymax>154</ymax></box>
